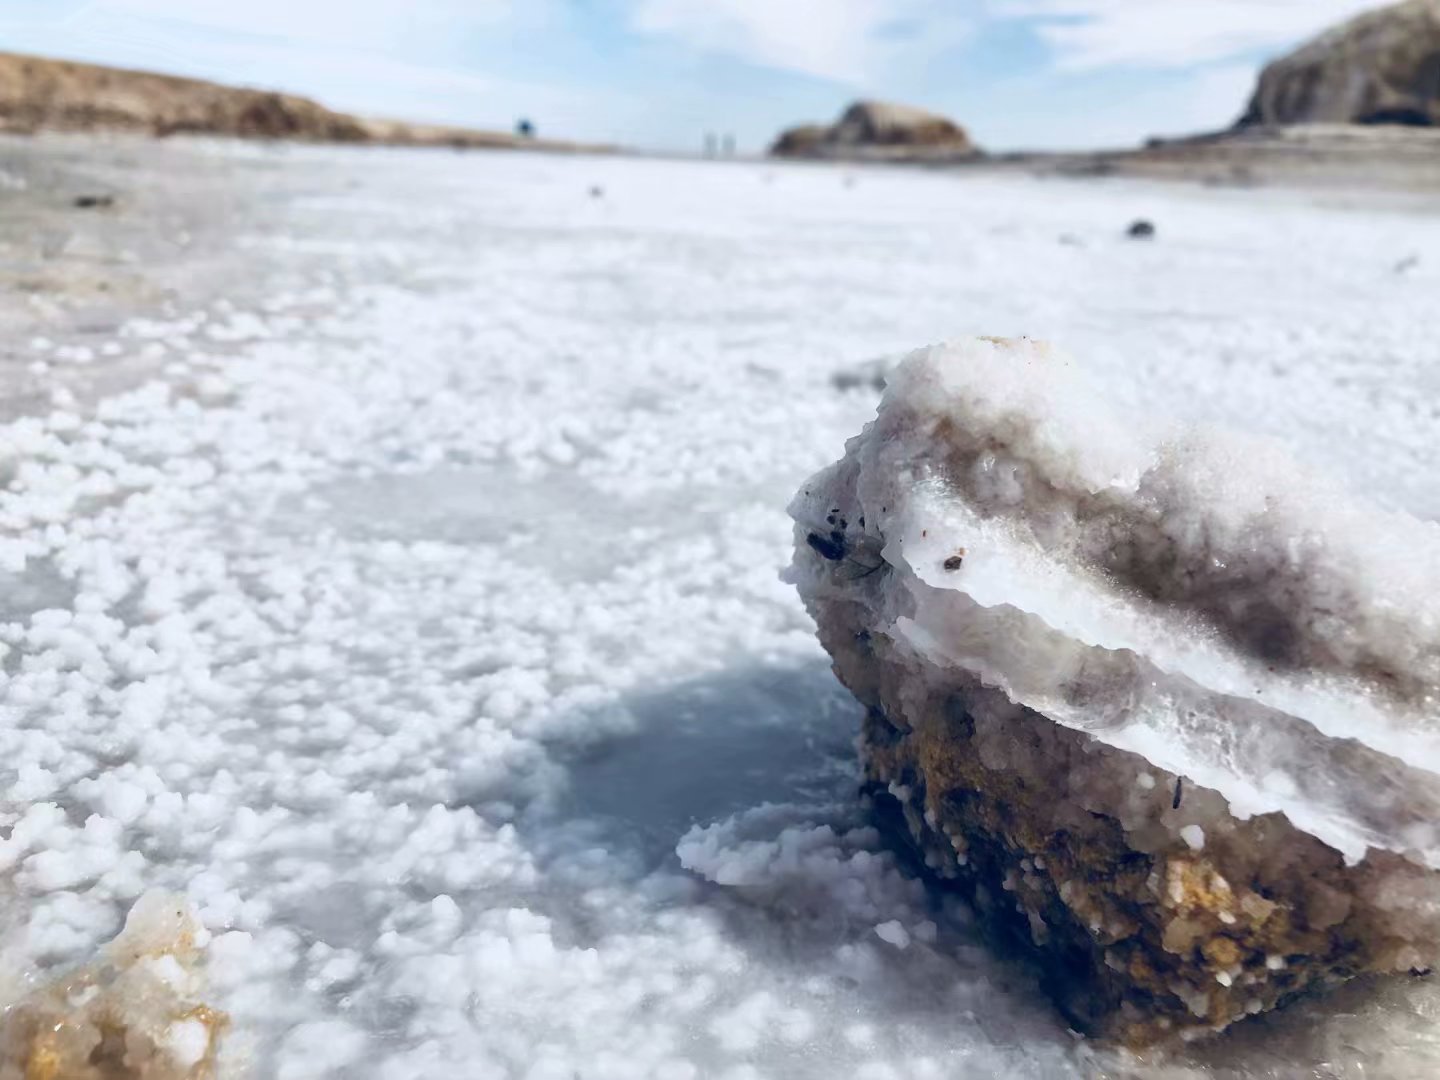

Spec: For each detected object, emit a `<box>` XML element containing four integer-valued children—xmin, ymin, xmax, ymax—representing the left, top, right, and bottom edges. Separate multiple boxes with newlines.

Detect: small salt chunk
<box><xmin>1180</xmin><ymin>825</ymin><xmax>1205</xmax><ymax>851</ymax></box>
<box><xmin>145</xmin><ymin>954</ymin><xmax>189</xmax><ymax>989</ymax></box>
<box><xmin>1135</xmin><ymin>773</ymin><xmax>1156</xmax><ymax>790</ymax></box>
<box><xmin>874</xmin><ymin>921</ymin><xmax>911</xmax><ymax>949</ymax></box>
<box><xmin>164</xmin><ymin>1019</ymin><xmax>211</xmax><ymax>1068</ymax></box>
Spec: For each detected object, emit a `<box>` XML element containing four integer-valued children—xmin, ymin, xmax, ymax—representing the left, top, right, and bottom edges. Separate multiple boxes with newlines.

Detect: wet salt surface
<box><xmin>1</xmin><ymin>143</ymin><xmax>1439</xmax><ymax>1078</ymax></box>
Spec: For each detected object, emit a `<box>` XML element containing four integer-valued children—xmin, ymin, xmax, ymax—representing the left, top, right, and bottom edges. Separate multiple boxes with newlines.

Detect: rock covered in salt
<box><xmin>0</xmin><ymin>891</ymin><xmax>226</xmax><ymax>1078</ymax></box>
<box><xmin>788</xmin><ymin>337</ymin><xmax>1440</xmax><ymax>1044</ymax></box>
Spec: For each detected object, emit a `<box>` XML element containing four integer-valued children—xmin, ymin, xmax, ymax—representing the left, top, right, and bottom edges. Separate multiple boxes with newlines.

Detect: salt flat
<box><xmin>1</xmin><ymin>141</ymin><xmax>1438</xmax><ymax>1078</ymax></box>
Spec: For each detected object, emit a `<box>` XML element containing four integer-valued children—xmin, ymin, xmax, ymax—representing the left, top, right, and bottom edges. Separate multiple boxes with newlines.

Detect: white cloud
<box><xmin>962</xmin><ymin>59</ymin><xmax>1260</xmax><ymax>151</ymax></box>
<box><xmin>78</xmin><ymin>0</ymin><xmax>517</xmax><ymax>49</ymax></box>
<box><xmin>629</xmin><ymin>0</ymin><xmax>971</xmax><ymax>85</ymax></box>
<box><xmin>997</xmin><ymin>0</ymin><xmax>1382</xmax><ymax>70</ymax></box>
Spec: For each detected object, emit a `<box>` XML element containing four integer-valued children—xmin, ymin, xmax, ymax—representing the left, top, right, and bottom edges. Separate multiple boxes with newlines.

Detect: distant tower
<box><xmin>721</xmin><ymin>133</ymin><xmax>736</xmax><ymax>157</ymax></box>
<box><xmin>516</xmin><ymin>118</ymin><xmax>535</xmax><ymax>138</ymax></box>
<box><xmin>704</xmin><ymin>132</ymin><xmax>718</xmax><ymax>158</ymax></box>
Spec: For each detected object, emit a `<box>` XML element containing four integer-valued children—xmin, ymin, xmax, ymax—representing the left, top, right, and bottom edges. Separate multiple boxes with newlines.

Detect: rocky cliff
<box><xmin>1241</xmin><ymin>0</ymin><xmax>1440</xmax><ymax>127</ymax></box>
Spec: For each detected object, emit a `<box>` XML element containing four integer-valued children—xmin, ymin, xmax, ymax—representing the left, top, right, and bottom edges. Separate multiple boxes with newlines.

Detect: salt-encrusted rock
<box><xmin>0</xmin><ymin>891</ymin><xmax>226</xmax><ymax>1078</ymax></box>
<box><xmin>1240</xmin><ymin>0</ymin><xmax>1440</xmax><ymax>128</ymax></box>
<box><xmin>771</xmin><ymin>100</ymin><xmax>980</xmax><ymax>160</ymax></box>
<box><xmin>788</xmin><ymin>337</ymin><xmax>1440</xmax><ymax>1045</ymax></box>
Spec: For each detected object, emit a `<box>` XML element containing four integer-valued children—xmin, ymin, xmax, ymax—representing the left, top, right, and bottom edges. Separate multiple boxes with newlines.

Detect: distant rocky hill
<box><xmin>771</xmin><ymin>100</ymin><xmax>980</xmax><ymax>161</ymax></box>
<box><xmin>1240</xmin><ymin>0</ymin><xmax>1440</xmax><ymax>127</ymax></box>
<box><xmin>0</xmin><ymin>51</ymin><xmax>608</xmax><ymax>152</ymax></box>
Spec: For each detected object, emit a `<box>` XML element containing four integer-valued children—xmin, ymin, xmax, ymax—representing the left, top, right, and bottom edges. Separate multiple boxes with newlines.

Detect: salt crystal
<box><xmin>874</xmin><ymin>921</ymin><xmax>911</xmax><ymax>949</ymax></box>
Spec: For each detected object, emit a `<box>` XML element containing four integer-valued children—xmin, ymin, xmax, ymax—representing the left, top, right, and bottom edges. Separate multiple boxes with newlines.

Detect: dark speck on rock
<box><xmin>806</xmin><ymin>531</ymin><xmax>846</xmax><ymax>562</ymax></box>
<box><xmin>1127</xmin><ymin>220</ymin><xmax>1156</xmax><ymax>240</ymax></box>
<box><xmin>73</xmin><ymin>194</ymin><xmax>116</xmax><ymax>209</ymax></box>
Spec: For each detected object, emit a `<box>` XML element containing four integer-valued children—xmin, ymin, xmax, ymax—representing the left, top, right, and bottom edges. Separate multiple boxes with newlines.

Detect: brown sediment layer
<box><xmin>808</xmin><ymin>591</ymin><xmax>1435</xmax><ymax>1046</ymax></box>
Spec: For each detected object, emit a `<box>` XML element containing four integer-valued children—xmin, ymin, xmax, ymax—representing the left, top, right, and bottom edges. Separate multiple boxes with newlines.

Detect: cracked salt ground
<box><xmin>2</xmin><ymin>144</ymin><xmax>1440</xmax><ymax>1078</ymax></box>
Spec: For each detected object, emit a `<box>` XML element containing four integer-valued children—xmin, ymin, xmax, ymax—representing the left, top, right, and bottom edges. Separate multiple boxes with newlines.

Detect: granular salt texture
<box><xmin>787</xmin><ymin>337</ymin><xmax>1440</xmax><ymax>1045</ymax></box>
<box><xmin>0</xmin><ymin>891</ymin><xmax>226</xmax><ymax>1079</ymax></box>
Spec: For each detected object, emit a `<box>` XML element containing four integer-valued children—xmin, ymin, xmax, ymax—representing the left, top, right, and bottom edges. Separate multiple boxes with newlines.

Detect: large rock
<box><xmin>788</xmin><ymin>337</ymin><xmax>1440</xmax><ymax>1045</ymax></box>
<box><xmin>771</xmin><ymin>99</ymin><xmax>979</xmax><ymax>160</ymax></box>
<box><xmin>828</xmin><ymin>100</ymin><xmax>973</xmax><ymax>148</ymax></box>
<box><xmin>1241</xmin><ymin>0</ymin><xmax>1440</xmax><ymax>127</ymax></box>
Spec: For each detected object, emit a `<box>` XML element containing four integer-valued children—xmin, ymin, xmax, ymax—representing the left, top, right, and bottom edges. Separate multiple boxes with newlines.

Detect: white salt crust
<box><xmin>3</xmin><ymin>144</ymin><xmax>1440</xmax><ymax>1077</ymax></box>
<box><xmin>790</xmin><ymin>338</ymin><xmax>1440</xmax><ymax>869</ymax></box>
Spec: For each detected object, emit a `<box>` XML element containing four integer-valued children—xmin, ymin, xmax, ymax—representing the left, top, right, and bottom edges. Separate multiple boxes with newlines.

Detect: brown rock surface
<box><xmin>770</xmin><ymin>122</ymin><xmax>829</xmax><ymax>157</ymax></box>
<box><xmin>829</xmin><ymin>100</ymin><xmax>974</xmax><ymax>148</ymax></box>
<box><xmin>771</xmin><ymin>99</ymin><xmax>979</xmax><ymax>160</ymax></box>
<box><xmin>1241</xmin><ymin>0</ymin><xmax>1440</xmax><ymax>127</ymax></box>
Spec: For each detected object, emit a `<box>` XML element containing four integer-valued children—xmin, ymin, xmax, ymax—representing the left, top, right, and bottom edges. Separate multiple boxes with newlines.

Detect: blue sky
<box><xmin>0</xmin><ymin>1</ymin><xmax>1383</xmax><ymax>152</ymax></box>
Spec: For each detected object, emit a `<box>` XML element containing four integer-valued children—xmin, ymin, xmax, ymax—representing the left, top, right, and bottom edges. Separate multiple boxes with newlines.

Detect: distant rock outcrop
<box><xmin>0</xmin><ymin>51</ymin><xmax>611</xmax><ymax>152</ymax></box>
<box><xmin>771</xmin><ymin>100</ymin><xmax>980</xmax><ymax>160</ymax></box>
<box><xmin>770</xmin><ymin>123</ymin><xmax>829</xmax><ymax>157</ymax></box>
<box><xmin>1240</xmin><ymin>0</ymin><xmax>1440</xmax><ymax>127</ymax></box>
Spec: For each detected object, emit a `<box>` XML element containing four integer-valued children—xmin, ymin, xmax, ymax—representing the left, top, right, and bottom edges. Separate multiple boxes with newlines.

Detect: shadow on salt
<box><xmin>0</xmin><ymin>559</ymin><xmax>76</xmax><ymax>633</ymax></box>
<box><xmin>300</xmin><ymin>465</ymin><xmax>617</xmax><ymax>580</ymax></box>
<box><xmin>0</xmin><ymin>561</ymin><xmax>76</xmax><ymax>673</ymax></box>
<box><xmin>548</xmin><ymin>661</ymin><xmax>860</xmax><ymax>867</ymax></box>
<box><xmin>507</xmin><ymin>660</ymin><xmax>1081</xmax><ymax>1070</ymax></box>
<box><xmin>520</xmin><ymin>660</ymin><xmax>1440</xmax><ymax>1078</ymax></box>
